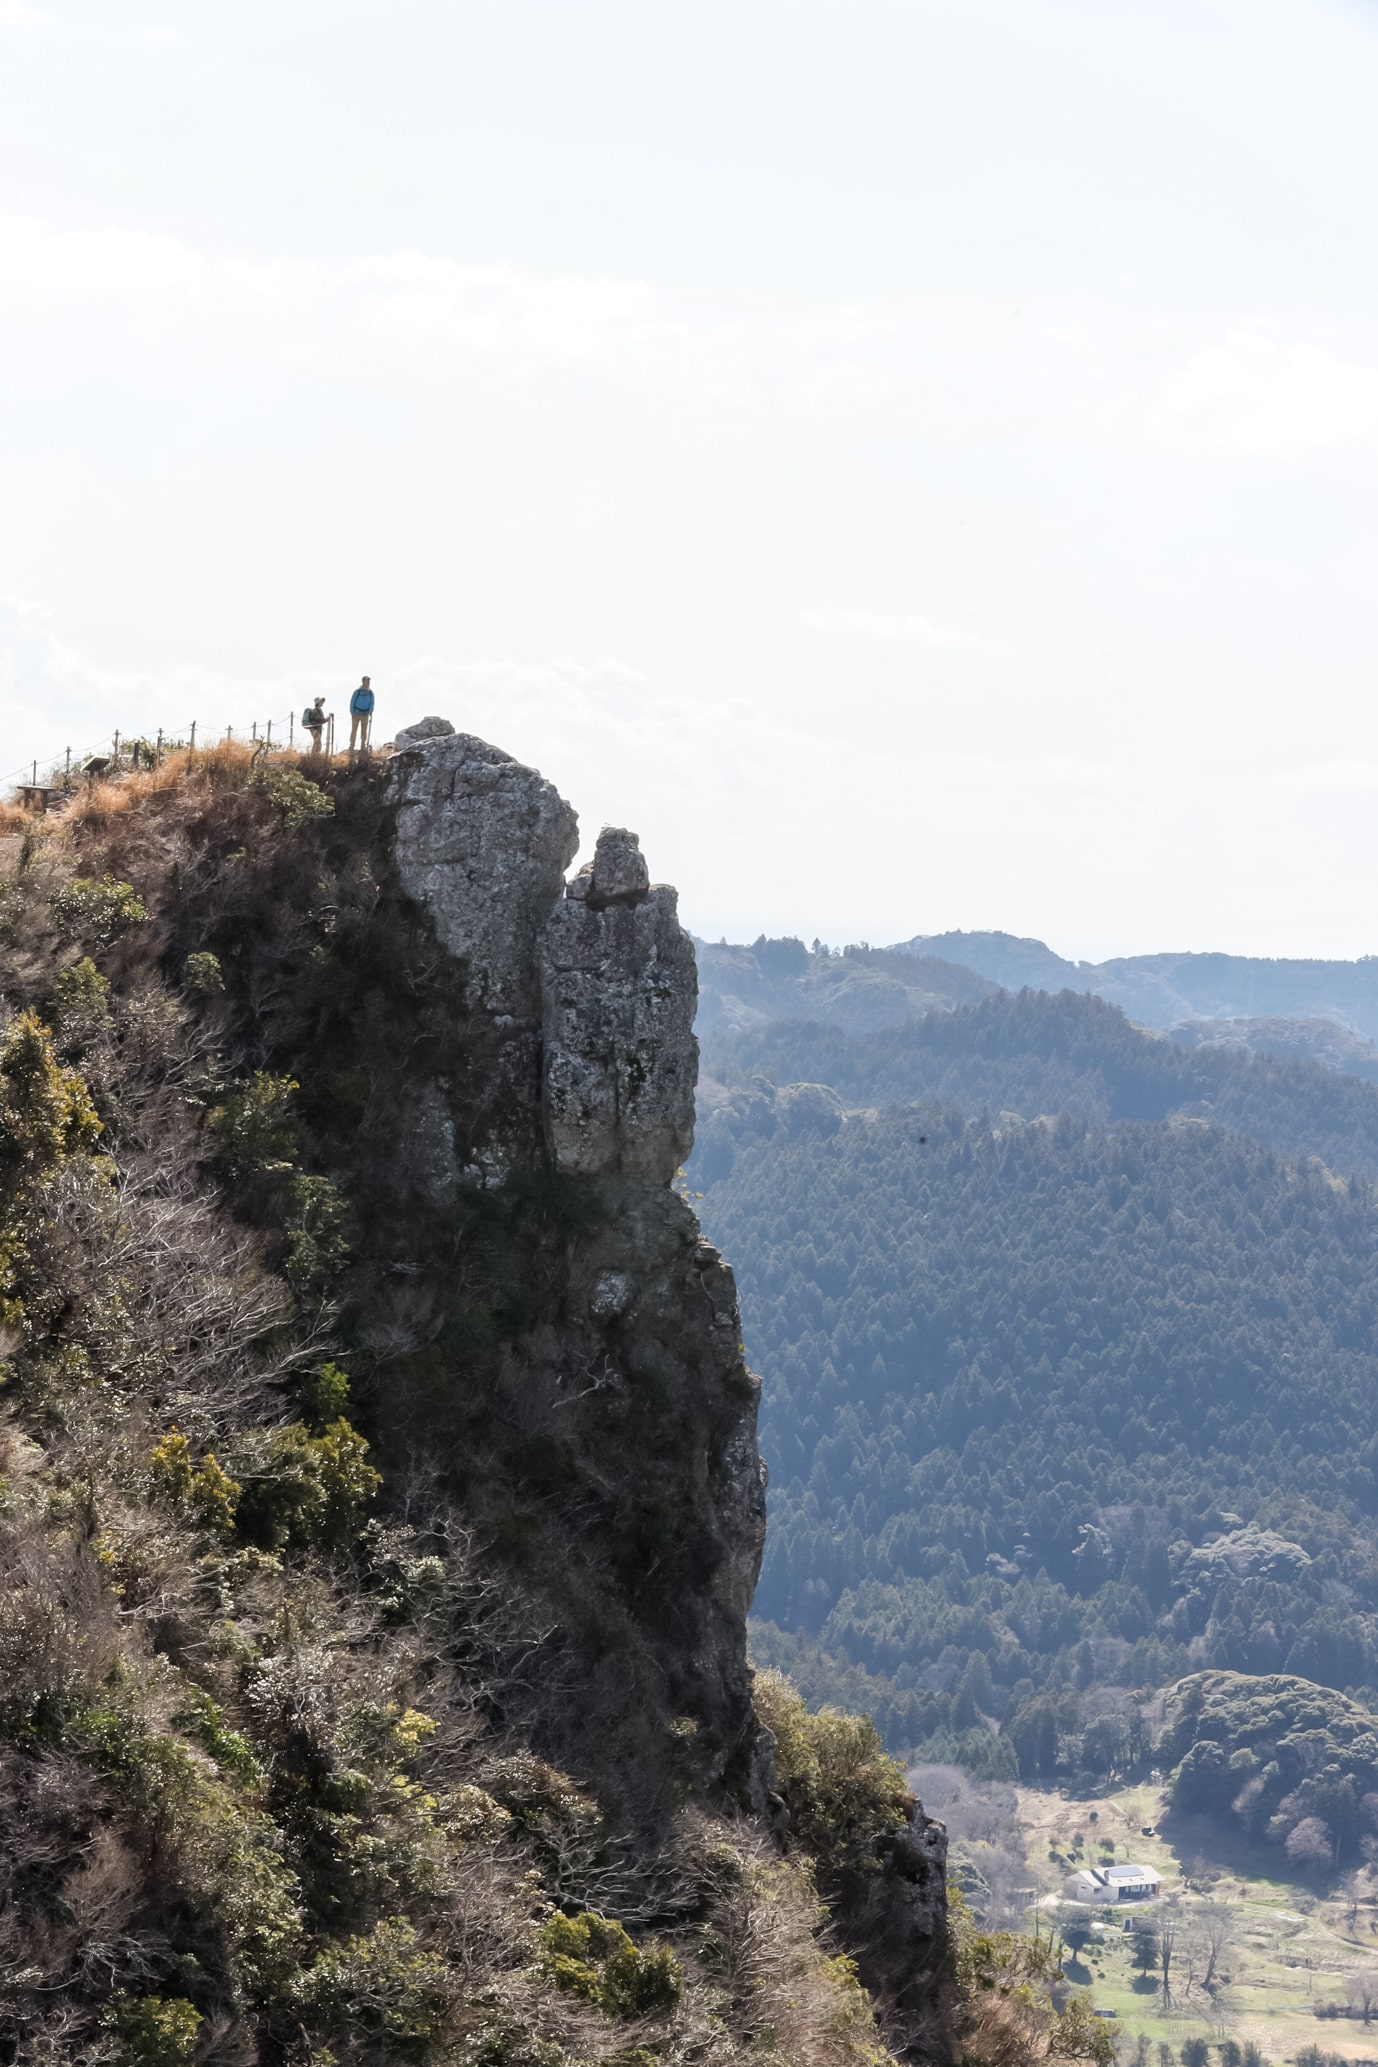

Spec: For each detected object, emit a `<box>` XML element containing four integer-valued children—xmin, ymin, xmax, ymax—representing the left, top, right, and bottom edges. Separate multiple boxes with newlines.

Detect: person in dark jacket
<box><xmin>302</xmin><ymin>695</ymin><xmax>328</xmax><ymax>752</ymax></box>
<box><xmin>348</xmin><ymin>677</ymin><xmax>374</xmax><ymax>753</ymax></box>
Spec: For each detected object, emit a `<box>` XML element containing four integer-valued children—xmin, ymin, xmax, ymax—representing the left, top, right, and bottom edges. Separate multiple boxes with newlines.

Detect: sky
<box><xmin>2</xmin><ymin>0</ymin><xmax>1378</xmax><ymax>960</ymax></box>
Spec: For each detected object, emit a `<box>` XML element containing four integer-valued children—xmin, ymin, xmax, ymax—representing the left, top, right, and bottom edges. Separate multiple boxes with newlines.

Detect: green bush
<box><xmin>207</xmin><ymin>1072</ymin><xmax>300</xmax><ymax>1177</ymax></box>
<box><xmin>252</xmin><ymin>765</ymin><xmax>334</xmax><ymax>830</ymax></box>
<box><xmin>184</xmin><ymin>950</ymin><xmax>224</xmax><ymax>994</ymax></box>
<box><xmin>283</xmin><ymin>1176</ymin><xmax>350</xmax><ymax>1294</ymax></box>
<box><xmin>148</xmin><ymin>1427</ymin><xmax>241</xmax><ymax>1532</ymax></box>
<box><xmin>174</xmin><ymin>1687</ymin><xmax>265</xmax><ymax>1788</ymax></box>
<box><xmin>754</xmin><ymin>1668</ymin><xmax>912</xmax><ymax>1886</ymax></box>
<box><xmin>80</xmin><ymin>1706</ymin><xmax>304</xmax><ymax>1998</ymax></box>
<box><xmin>107</xmin><ymin>1994</ymin><xmax>201</xmax><ymax>2066</ymax></box>
<box><xmin>0</xmin><ymin>1010</ymin><xmax>101</xmax><ymax>1326</ymax></box>
<box><xmin>51</xmin><ymin>956</ymin><xmax>112</xmax><ymax>1045</ymax></box>
<box><xmin>52</xmin><ymin>875</ymin><xmax>148</xmax><ymax>945</ymax></box>
<box><xmin>232</xmin><ymin>1416</ymin><xmax>381</xmax><ymax>1551</ymax></box>
<box><xmin>538</xmin><ymin>1910</ymin><xmax>682</xmax><ymax>2019</ymax></box>
<box><xmin>295</xmin><ymin>1918</ymin><xmax>450</xmax><ymax>2058</ymax></box>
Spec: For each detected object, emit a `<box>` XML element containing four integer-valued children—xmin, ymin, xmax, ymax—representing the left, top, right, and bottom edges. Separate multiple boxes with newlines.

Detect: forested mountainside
<box><xmin>1167</xmin><ymin>1014</ymin><xmax>1378</xmax><ymax>1084</ymax></box>
<box><xmin>898</xmin><ymin>932</ymin><xmax>1378</xmax><ymax>1041</ymax></box>
<box><xmin>689</xmin><ymin>986</ymin><xmax>1378</xmax><ymax>1802</ymax></box>
<box><xmin>697</xmin><ymin>933</ymin><xmax>1378</xmax><ymax>1087</ymax></box>
<box><xmin>2</xmin><ymin>736</ymin><xmax>1112</xmax><ymax>2067</ymax></box>
<box><xmin>700</xmin><ymin>989</ymin><xmax>1378</xmax><ymax>1183</ymax></box>
<box><xmin>694</xmin><ymin>940</ymin><xmax>996</xmax><ymax>1037</ymax></box>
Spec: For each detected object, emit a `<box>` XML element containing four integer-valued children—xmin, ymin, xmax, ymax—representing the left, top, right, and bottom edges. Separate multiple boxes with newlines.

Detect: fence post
<box><xmin>327</xmin><ymin>714</ymin><xmax>335</xmax><ymax>757</ymax></box>
<box><xmin>266</xmin><ymin>719</ymin><xmax>272</xmax><ymax>747</ymax></box>
<box><xmin>289</xmin><ymin>712</ymin><xmax>294</xmax><ymax>747</ymax></box>
<box><xmin>156</xmin><ymin>728</ymin><xmax>163</xmax><ymax>766</ymax></box>
<box><xmin>113</xmin><ymin>731</ymin><xmax>120</xmax><ymax>767</ymax></box>
<box><xmin>190</xmin><ymin>721</ymin><xmax>196</xmax><ymax>755</ymax></box>
<box><xmin>64</xmin><ymin>747</ymin><xmax>71</xmax><ymax>792</ymax></box>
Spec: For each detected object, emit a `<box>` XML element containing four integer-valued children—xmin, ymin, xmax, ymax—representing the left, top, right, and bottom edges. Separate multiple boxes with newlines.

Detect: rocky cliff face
<box><xmin>385</xmin><ymin>723</ymin><xmax>947</xmax><ymax>2010</ymax></box>
<box><xmin>385</xmin><ymin>723</ymin><xmax>765</xmax><ymax>1802</ymax></box>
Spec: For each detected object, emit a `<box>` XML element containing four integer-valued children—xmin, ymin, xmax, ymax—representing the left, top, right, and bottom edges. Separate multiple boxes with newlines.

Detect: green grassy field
<box><xmin>1014</xmin><ymin>1784</ymin><xmax>1378</xmax><ymax>2063</ymax></box>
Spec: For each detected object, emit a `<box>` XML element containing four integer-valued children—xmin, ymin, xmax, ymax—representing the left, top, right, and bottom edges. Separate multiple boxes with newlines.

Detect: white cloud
<box><xmin>800</xmin><ymin>605</ymin><xmax>991</xmax><ymax>652</ymax></box>
<box><xmin>0</xmin><ymin>216</ymin><xmax>682</xmax><ymax>373</ymax></box>
<box><xmin>1153</xmin><ymin>333</ymin><xmax>1378</xmax><ymax>455</ymax></box>
<box><xmin>0</xmin><ymin>1</ymin><xmax>54</xmax><ymax>25</ymax></box>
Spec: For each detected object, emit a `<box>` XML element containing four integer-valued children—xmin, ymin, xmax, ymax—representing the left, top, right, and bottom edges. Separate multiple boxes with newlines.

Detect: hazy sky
<box><xmin>3</xmin><ymin>0</ymin><xmax>1377</xmax><ymax>959</ymax></box>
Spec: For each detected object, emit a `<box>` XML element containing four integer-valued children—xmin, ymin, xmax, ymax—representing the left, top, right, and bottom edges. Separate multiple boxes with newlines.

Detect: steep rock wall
<box><xmin>385</xmin><ymin>723</ymin><xmax>947</xmax><ymax>2030</ymax></box>
<box><xmin>384</xmin><ymin>724</ymin><xmax>765</xmax><ymax>1800</ymax></box>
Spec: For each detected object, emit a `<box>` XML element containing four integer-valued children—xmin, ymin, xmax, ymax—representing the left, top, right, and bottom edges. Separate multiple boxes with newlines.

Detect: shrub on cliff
<box><xmin>754</xmin><ymin>1667</ymin><xmax>912</xmax><ymax>1887</ymax></box>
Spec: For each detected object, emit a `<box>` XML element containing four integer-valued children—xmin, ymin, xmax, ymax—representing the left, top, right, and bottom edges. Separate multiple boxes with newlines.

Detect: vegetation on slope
<box><xmin>0</xmin><ymin>750</ymin><xmax>946</xmax><ymax>2067</ymax></box>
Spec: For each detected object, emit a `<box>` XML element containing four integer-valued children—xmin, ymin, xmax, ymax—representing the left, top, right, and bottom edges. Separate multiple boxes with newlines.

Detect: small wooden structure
<box><xmin>17</xmin><ymin>785</ymin><xmax>63</xmax><ymax>814</ymax></box>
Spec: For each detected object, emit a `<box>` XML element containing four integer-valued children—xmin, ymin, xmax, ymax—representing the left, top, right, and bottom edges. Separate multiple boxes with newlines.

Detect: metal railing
<box><xmin>3</xmin><ymin>711</ymin><xmax>361</xmax><ymax>803</ymax></box>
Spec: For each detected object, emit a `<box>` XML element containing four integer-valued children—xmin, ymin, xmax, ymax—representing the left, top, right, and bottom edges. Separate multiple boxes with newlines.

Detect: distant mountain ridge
<box><xmin>898</xmin><ymin>930</ymin><xmax>1378</xmax><ymax>1041</ymax></box>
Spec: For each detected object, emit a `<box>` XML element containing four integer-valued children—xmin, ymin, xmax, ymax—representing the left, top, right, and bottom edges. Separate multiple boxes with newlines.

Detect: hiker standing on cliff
<box><xmin>302</xmin><ymin>695</ymin><xmax>328</xmax><ymax>752</ymax></box>
<box><xmin>348</xmin><ymin>677</ymin><xmax>374</xmax><ymax>754</ymax></box>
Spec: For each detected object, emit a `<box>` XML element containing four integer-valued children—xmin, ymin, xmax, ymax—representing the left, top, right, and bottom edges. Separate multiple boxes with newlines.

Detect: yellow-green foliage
<box><xmin>175</xmin><ymin>1686</ymin><xmax>265</xmax><ymax>1787</ymax></box>
<box><xmin>231</xmin><ymin>1416</ymin><xmax>381</xmax><ymax>1550</ymax></box>
<box><xmin>538</xmin><ymin>1910</ymin><xmax>683</xmax><ymax>2020</ymax></box>
<box><xmin>51</xmin><ymin>874</ymin><xmax>148</xmax><ymax>946</ymax></box>
<box><xmin>51</xmin><ymin>956</ymin><xmax>112</xmax><ymax>1048</ymax></box>
<box><xmin>294</xmin><ymin>1918</ymin><xmax>450</xmax><ymax>2058</ymax></box>
<box><xmin>251</xmin><ymin>764</ymin><xmax>335</xmax><ymax>830</ymax></box>
<box><xmin>207</xmin><ymin>1071</ymin><xmax>300</xmax><ymax>1177</ymax></box>
<box><xmin>0</xmin><ymin>1009</ymin><xmax>101</xmax><ymax>1324</ymax></box>
<box><xmin>0</xmin><ymin>1009</ymin><xmax>101</xmax><ymax>1186</ymax></box>
<box><xmin>753</xmin><ymin>1668</ymin><xmax>912</xmax><ymax>1883</ymax></box>
<box><xmin>148</xmin><ymin>1427</ymin><xmax>241</xmax><ymax>1531</ymax></box>
<box><xmin>80</xmin><ymin>1705</ymin><xmax>304</xmax><ymax>1997</ymax></box>
<box><xmin>446</xmin><ymin>1782</ymin><xmax>512</xmax><ymax>1843</ymax></box>
<box><xmin>107</xmin><ymin>1994</ymin><xmax>201</xmax><ymax>2066</ymax></box>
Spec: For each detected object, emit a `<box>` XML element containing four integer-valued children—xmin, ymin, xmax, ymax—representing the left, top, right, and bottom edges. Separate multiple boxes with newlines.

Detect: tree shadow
<box><xmin>1064</xmin><ymin>1958</ymin><xmax>1092</xmax><ymax>1985</ymax></box>
<box><xmin>1130</xmin><ymin>1975</ymin><xmax>1159</xmax><ymax>1995</ymax></box>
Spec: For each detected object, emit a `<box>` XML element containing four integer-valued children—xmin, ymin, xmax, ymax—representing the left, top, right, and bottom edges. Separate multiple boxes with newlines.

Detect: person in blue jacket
<box><xmin>348</xmin><ymin>676</ymin><xmax>375</xmax><ymax>753</ymax></box>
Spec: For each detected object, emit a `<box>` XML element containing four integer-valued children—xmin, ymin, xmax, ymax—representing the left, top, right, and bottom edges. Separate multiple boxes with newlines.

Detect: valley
<box><xmin>952</xmin><ymin>1778</ymin><xmax>1378</xmax><ymax>2064</ymax></box>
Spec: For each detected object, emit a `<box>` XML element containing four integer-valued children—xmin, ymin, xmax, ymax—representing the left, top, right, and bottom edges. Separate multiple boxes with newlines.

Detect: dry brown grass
<box><xmin>56</xmin><ymin>740</ymin><xmax>342</xmax><ymax>907</ymax></box>
<box><xmin>63</xmin><ymin>740</ymin><xmax>310</xmax><ymax>835</ymax></box>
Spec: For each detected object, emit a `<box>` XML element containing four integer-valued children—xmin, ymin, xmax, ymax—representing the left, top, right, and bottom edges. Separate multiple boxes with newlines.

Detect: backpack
<box><xmin>302</xmin><ymin>706</ymin><xmax>322</xmax><ymax>728</ymax></box>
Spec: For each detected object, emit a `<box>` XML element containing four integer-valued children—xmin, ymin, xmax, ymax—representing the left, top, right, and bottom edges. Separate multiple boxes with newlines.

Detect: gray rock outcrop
<box><xmin>389</xmin><ymin>731</ymin><xmax>578</xmax><ymax>1017</ymax></box>
<box><xmin>387</xmin><ymin>754</ymin><xmax>698</xmax><ymax>1187</ymax></box>
<box><xmin>393</xmin><ymin>714</ymin><xmax>457</xmax><ymax>747</ymax></box>
<box><xmin>542</xmin><ymin>828</ymin><xmax>697</xmax><ymax>1183</ymax></box>
<box><xmin>380</xmin><ymin>731</ymin><xmax>760</xmax><ymax>1805</ymax></box>
<box><xmin>387</xmin><ymin>732</ymin><xmax>580</xmax><ymax>1175</ymax></box>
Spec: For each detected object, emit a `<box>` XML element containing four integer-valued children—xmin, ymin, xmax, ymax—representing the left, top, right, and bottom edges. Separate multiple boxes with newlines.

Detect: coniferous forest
<box><xmin>692</xmin><ymin>963</ymin><xmax>1378</xmax><ymax>1823</ymax></box>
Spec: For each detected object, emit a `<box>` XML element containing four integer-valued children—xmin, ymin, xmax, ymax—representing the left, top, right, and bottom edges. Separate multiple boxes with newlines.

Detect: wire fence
<box><xmin>3</xmin><ymin>710</ymin><xmax>360</xmax><ymax>803</ymax></box>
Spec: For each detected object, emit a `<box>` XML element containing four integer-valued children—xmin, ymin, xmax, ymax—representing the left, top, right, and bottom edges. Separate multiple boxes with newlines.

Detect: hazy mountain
<box><xmin>1167</xmin><ymin>1013</ymin><xmax>1378</xmax><ymax>1083</ymax></box>
<box><xmin>695</xmin><ymin>935</ymin><xmax>996</xmax><ymax>1036</ymax></box>
<box><xmin>899</xmin><ymin>930</ymin><xmax>1378</xmax><ymax>1041</ymax></box>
